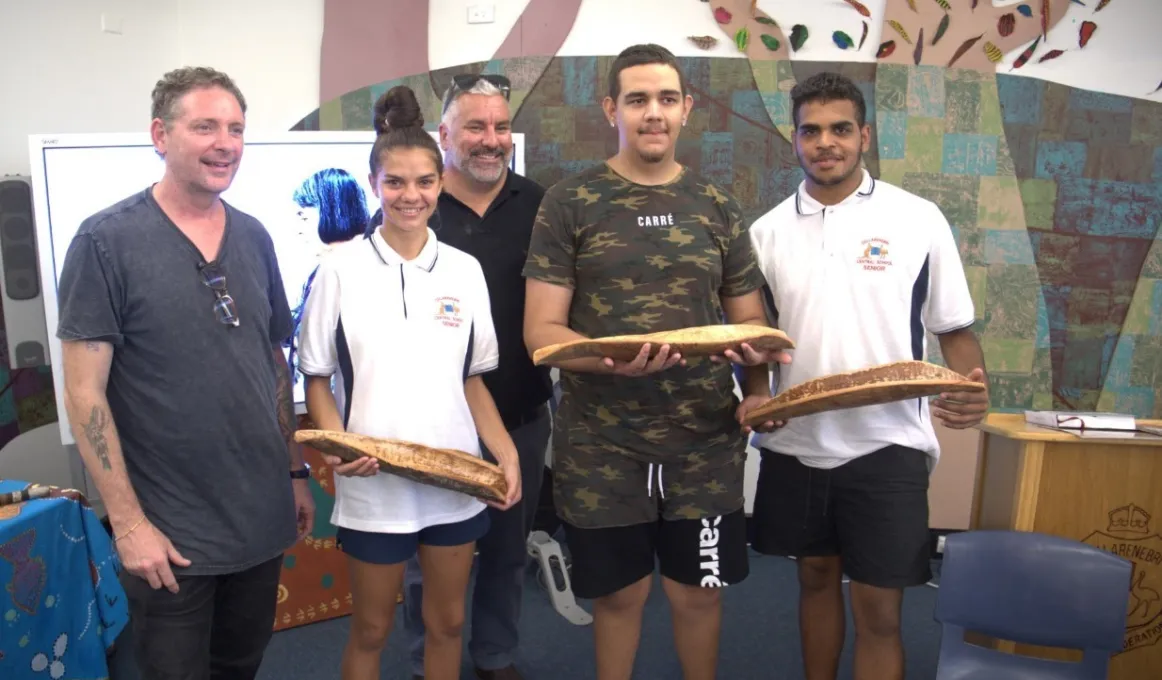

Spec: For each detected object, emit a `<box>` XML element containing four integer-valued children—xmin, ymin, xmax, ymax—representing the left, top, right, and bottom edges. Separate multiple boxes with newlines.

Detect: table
<box><xmin>0</xmin><ymin>479</ymin><xmax>129</xmax><ymax>680</ymax></box>
<box><xmin>971</xmin><ymin>413</ymin><xmax>1162</xmax><ymax>679</ymax></box>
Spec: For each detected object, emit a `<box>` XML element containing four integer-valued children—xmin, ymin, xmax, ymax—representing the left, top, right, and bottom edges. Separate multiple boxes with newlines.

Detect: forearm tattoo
<box><xmin>273</xmin><ymin>347</ymin><xmax>295</xmax><ymax>443</ymax></box>
<box><xmin>83</xmin><ymin>406</ymin><xmax>112</xmax><ymax>471</ymax></box>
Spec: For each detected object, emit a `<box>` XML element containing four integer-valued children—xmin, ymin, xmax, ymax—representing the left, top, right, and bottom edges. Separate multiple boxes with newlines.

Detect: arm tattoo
<box><xmin>273</xmin><ymin>347</ymin><xmax>295</xmax><ymax>443</ymax></box>
<box><xmin>83</xmin><ymin>406</ymin><xmax>112</xmax><ymax>470</ymax></box>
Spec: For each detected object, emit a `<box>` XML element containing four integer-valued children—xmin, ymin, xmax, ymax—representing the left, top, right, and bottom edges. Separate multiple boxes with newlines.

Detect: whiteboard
<box><xmin>28</xmin><ymin>130</ymin><xmax>525</xmax><ymax>446</ymax></box>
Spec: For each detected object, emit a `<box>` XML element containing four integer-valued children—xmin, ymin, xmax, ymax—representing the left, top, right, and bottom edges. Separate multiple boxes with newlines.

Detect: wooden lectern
<box><xmin>970</xmin><ymin>413</ymin><xmax>1162</xmax><ymax>679</ymax></box>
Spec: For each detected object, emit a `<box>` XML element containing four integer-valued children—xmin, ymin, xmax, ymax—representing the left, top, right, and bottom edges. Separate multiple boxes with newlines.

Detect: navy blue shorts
<box><xmin>336</xmin><ymin>510</ymin><xmax>490</xmax><ymax>565</ymax></box>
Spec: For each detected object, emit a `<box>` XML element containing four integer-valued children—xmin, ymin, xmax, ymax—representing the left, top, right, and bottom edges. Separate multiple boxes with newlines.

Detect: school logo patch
<box><xmin>434</xmin><ymin>297</ymin><xmax>463</xmax><ymax>328</ymax></box>
<box><xmin>857</xmin><ymin>238</ymin><xmax>893</xmax><ymax>272</ymax></box>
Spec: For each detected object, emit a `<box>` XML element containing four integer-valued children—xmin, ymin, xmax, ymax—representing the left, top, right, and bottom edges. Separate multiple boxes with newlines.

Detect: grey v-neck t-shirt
<box><xmin>56</xmin><ymin>187</ymin><xmax>298</xmax><ymax>576</ymax></box>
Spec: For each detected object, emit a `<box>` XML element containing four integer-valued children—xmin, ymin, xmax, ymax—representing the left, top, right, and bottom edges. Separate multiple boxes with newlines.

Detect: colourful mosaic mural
<box><xmin>707</xmin><ymin>0</ymin><xmax>1162</xmax><ymax>415</ymax></box>
<box><xmin>869</xmin><ymin>63</ymin><xmax>1057</xmax><ymax>414</ymax></box>
<box><xmin>294</xmin><ymin>52</ymin><xmax>1162</xmax><ymax>417</ymax></box>
<box><xmin>998</xmin><ymin>77</ymin><xmax>1162</xmax><ymax>415</ymax></box>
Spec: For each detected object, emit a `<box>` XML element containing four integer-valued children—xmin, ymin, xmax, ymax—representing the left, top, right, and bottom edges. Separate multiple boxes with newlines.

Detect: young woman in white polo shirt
<box><xmin>296</xmin><ymin>85</ymin><xmax>521</xmax><ymax>680</ymax></box>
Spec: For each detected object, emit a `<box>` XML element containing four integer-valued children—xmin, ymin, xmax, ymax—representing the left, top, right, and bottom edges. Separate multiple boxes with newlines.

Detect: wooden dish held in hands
<box><xmin>532</xmin><ymin>324</ymin><xmax>795</xmax><ymax>366</ymax></box>
<box><xmin>741</xmin><ymin>360</ymin><xmax>986</xmax><ymax>425</ymax></box>
<box><xmin>294</xmin><ymin>430</ymin><xmax>507</xmax><ymax>503</ymax></box>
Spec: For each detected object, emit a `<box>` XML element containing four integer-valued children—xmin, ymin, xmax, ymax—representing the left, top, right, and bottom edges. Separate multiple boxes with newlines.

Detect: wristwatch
<box><xmin>290</xmin><ymin>463</ymin><xmax>311</xmax><ymax>480</ymax></box>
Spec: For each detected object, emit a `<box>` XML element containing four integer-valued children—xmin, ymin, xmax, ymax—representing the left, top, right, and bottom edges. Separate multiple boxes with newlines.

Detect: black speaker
<box><xmin>0</xmin><ymin>178</ymin><xmax>39</xmax><ymax>301</ymax></box>
<box><xmin>15</xmin><ymin>341</ymin><xmax>45</xmax><ymax>366</ymax></box>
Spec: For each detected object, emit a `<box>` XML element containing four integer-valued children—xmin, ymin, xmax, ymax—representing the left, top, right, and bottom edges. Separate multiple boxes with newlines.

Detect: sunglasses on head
<box><xmin>442</xmin><ymin>74</ymin><xmax>512</xmax><ymax>113</ymax></box>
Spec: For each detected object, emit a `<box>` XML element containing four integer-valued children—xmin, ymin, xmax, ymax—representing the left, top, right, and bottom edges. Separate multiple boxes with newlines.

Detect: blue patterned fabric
<box><xmin>0</xmin><ymin>480</ymin><xmax>128</xmax><ymax>680</ymax></box>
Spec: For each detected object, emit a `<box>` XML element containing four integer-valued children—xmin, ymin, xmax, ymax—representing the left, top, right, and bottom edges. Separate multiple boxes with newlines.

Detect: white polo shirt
<box><xmin>749</xmin><ymin>169</ymin><xmax>975</xmax><ymax>469</ymax></box>
<box><xmin>297</xmin><ymin>227</ymin><xmax>499</xmax><ymax>532</ymax></box>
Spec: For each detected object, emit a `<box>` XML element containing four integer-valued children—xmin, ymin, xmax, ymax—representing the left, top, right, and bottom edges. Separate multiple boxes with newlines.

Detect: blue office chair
<box><xmin>934</xmin><ymin>530</ymin><xmax>1133</xmax><ymax>680</ymax></box>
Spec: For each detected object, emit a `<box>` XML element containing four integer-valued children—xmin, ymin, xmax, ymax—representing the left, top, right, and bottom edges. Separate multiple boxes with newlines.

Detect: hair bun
<box><xmin>373</xmin><ymin>86</ymin><xmax>424</xmax><ymax>135</ymax></box>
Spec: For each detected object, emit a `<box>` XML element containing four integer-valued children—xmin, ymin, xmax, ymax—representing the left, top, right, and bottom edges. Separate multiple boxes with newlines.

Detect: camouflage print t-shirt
<box><xmin>522</xmin><ymin>162</ymin><xmax>765</xmax><ymax>467</ymax></box>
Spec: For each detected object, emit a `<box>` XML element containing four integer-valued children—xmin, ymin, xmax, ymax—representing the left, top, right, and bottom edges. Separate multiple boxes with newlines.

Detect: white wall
<box><xmin>435</xmin><ymin>0</ymin><xmax>1162</xmax><ymax>87</ymax></box>
<box><xmin>3</xmin><ymin>0</ymin><xmax>1158</xmax><ymax>177</ymax></box>
<box><xmin>0</xmin><ymin>0</ymin><xmax>322</xmax><ymax>177</ymax></box>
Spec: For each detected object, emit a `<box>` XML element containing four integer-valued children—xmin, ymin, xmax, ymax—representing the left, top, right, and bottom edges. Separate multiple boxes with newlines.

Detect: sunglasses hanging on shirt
<box><xmin>198</xmin><ymin>261</ymin><xmax>240</xmax><ymax>328</ymax></box>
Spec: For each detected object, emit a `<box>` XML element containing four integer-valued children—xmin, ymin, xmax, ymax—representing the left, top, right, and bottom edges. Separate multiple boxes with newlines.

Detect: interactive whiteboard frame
<box><xmin>28</xmin><ymin>130</ymin><xmax>525</xmax><ymax>447</ymax></box>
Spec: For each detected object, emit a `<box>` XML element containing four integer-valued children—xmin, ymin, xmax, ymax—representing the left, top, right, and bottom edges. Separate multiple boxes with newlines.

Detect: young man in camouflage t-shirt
<box><xmin>523</xmin><ymin>44</ymin><xmax>789</xmax><ymax>680</ymax></box>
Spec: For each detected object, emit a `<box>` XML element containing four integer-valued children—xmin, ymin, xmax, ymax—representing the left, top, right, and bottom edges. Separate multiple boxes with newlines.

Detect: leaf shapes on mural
<box><xmin>714</xmin><ymin>6</ymin><xmax>733</xmax><ymax>23</ymax></box>
<box><xmin>906</xmin><ymin>0</ymin><xmax>917</xmax><ymax>11</ymax></box>
<box><xmin>998</xmin><ymin>13</ymin><xmax>1016</xmax><ymax>37</ymax></box>
<box><xmin>689</xmin><ymin>35</ymin><xmax>719</xmax><ymax>50</ymax></box>
<box><xmin>760</xmin><ymin>33</ymin><xmax>781</xmax><ymax>50</ymax></box>
<box><xmin>790</xmin><ymin>24</ymin><xmax>809</xmax><ymax>51</ymax></box>
<box><xmin>1017</xmin><ymin>3</ymin><xmax>1033</xmax><ymax>17</ymax></box>
<box><xmin>931</xmin><ymin>0</ymin><xmax>951</xmax><ymax>11</ymax></box>
<box><xmin>1150</xmin><ymin>79</ymin><xmax>1162</xmax><ymax>95</ymax></box>
<box><xmin>1079</xmin><ymin>20</ymin><xmax>1097</xmax><ymax>47</ymax></box>
<box><xmin>1038</xmin><ymin>48</ymin><xmax>1066</xmax><ymax>62</ymax></box>
<box><xmin>755</xmin><ymin>15</ymin><xmax>777</xmax><ymax>25</ymax></box>
<box><xmin>914</xmin><ymin>28</ymin><xmax>925</xmax><ymax>64</ymax></box>
<box><xmin>972</xmin><ymin>0</ymin><xmax>979</xmax><ymax>9</ymax></box>
<box><xmin>877</xmin><ymin>40</ymin><xmax>897</xmax><ymax>58</ymax></box>
<box><xmin>735</xmin><ymin>26</ymin><xmax>750</xmax><ymax>50</ymax></box>
<box><xmin>1095</xmin><ymin>0</ymin><xmax>1113</xmax><ymax>11</ymax></box>
<box><xmin>843</xmin><ymin>0</ymin><xmax>872</xmax><ymax>17</ymax></box>
<box><xmin>834</xmin><ymin>30</ymin><xmax>855</xmax><ymax>49</ymax></box>
<box><xmin>983</xmin><ymin>40</ymin><xmax>1003</xmax><ymax>62</ymax></box>
<box><xmin>859</xmin><ymin>21</ymin><xmax>869</xmax><ymax>49</ymax></box>
<box><xmin>888</xmin><ymin>20</ymin><xmax>912</xmax><ymax>44</ymax></box>
<box><xmin>1011</xmin><ymin>35</ymin><xmax>1041</xmax><ymax>69</ymax></box>
<box><xmin>948</xmin><ymin>33</ymin><xmax>984</xmax><ymax>67</ymax></box>
<box><xmin>932</xmin><ymin>13</ymin><xmax>950</xmax><ymax>45</ymax></box>
<box><xmin>1041</xmin><ymin>0</ymin><xmax>1050</xmax><ymax>37</ymax></box>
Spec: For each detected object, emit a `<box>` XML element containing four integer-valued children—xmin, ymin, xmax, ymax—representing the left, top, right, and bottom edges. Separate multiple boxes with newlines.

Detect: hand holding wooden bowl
<box><xmin>532</xmin><ymin>324</ymin><xmax>795</xmax><ymax>366</ymax></box>
<box><xmin>740</xmin><ymin>360</ymin><xmax>987</xmax><ymax>426</ymax></box>
<box><xmin>293</xmin><ymin>430</ymin><xmax>507</xmax><ymax>504</ymax></box>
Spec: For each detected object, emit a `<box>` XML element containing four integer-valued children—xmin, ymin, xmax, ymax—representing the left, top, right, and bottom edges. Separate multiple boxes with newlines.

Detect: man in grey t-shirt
<box><xmin>55</xmin><ymin>66</ymin><xmax>314</xmax><ymax>680</ymax></box>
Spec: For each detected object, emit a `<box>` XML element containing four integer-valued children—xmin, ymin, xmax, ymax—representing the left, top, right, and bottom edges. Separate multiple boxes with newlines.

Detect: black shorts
<box><xmin>751</xmin><ymin>445</ymin><xmax>932</xmax><ymax>589</ymax></box>
<box><xmin>562</xmin><ymin>508</ymin><xmax>749</xmax><ymax>600</ymax></box>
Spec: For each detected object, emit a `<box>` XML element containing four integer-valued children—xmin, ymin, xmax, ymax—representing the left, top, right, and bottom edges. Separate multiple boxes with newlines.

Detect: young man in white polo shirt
<box><xmin>745</xmin><ymin>72</ymin><xmax>990</xmax><ymax>680</ymax></box>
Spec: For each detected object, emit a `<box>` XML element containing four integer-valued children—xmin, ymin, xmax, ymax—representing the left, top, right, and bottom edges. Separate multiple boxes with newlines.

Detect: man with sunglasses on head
<box><xmin>399</xmin><ymin>72</ymin><xmax>553</xmax><ymax>680</ymax></box>
<box><xmin>55</xmin><ymin>66</ymin><xmax>313</xmax><ymax>680</ymax></box>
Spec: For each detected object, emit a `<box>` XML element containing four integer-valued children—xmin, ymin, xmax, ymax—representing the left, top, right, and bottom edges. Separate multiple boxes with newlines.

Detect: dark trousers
<box><xmin>404</xmin><ymin>406</ymin><xmax>552</xmax><ymax>674</ymax></box>
<box><xmin>117</xmin><ymin>554</ymin><xmax>283</xmax><ymax>680</ymax></box>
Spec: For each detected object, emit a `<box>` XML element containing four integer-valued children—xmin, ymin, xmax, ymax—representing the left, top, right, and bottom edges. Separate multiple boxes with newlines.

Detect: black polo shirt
<box><xmin>432</xmin><ymin>170</ymin><xmax>553</xmax><ymax>428</ymax></box>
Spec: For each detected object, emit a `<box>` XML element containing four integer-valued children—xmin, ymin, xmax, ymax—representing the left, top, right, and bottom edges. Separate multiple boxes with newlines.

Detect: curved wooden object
<box><xmin>320</xmin><ymin>0</ymin><xmax>582</xmax><ymax>115</ymax></box>
<box><xmin>742</xmin><ymin>360</ymin><xmax>986</xmax><ymax>425</ymax></box>
<box><xmin>321</xmin><ymin>0</ymin><xmax>431</xmax><ymax>105</ymax></box>
<box><xmin>294</xmin><ymin>430</ymin><xmax>506</xmax><ymax>503</ymax></box>
<box><xmin>533</xmin><ymin>324</ymin><xmax>794</xmax><ymax>366</ymax></box>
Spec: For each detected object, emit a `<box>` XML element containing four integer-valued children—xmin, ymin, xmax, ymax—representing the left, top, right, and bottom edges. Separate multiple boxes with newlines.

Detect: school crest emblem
<box><xmin>434</xmin><ymin>297</ymin><xmax>463</xmax><ymax>328</ymax></box>
<box><xmin>1082</xmin><ymin>503</ymin><xmax>1162</xmax><ymax>655</ymax></box>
